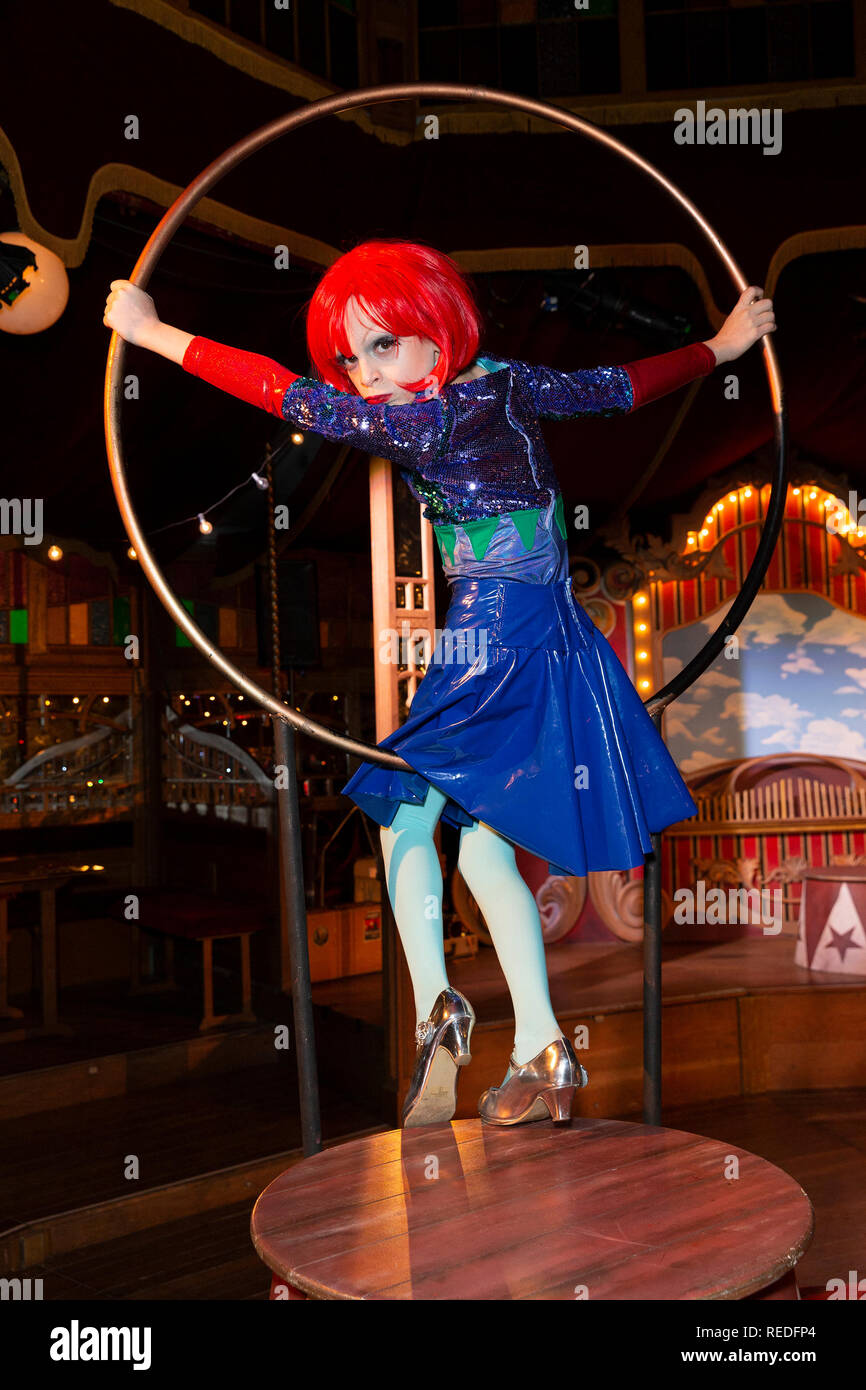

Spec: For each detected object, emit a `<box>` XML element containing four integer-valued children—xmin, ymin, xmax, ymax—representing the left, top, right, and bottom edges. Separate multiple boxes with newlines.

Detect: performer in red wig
<box><xmin>105</xmin><ymin>240</ymin><xmax>774</xmax><ymax>1128</ymax></box>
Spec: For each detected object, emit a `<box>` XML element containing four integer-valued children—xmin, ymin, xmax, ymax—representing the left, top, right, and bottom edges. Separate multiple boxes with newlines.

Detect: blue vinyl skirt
<box><xmin>341</xmin><ymin>506</ymin><xmax>698</xmax><ymax>877</ymax></box>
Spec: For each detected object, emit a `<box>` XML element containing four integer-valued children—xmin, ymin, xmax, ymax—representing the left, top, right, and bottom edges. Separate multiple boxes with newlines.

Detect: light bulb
<box><xmin>198</xmin><ymin>514</ymin><xmax>213</xmax><ymax>535</ymax></box>
<box><xmin>47</xmin><ymin>544</ymin><xmax>62</xmax><ymax>561</ymax></box>
<box><xmin>0</xmin><ymin>232</ymin><xmax>69</xmax><ymax>334</ymax></box>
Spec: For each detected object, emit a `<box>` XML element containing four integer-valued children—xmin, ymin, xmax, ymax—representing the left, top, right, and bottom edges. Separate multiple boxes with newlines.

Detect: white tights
<box><xmin>379</xmin><ymin>783</ymin><xmax>564</xmax><ymax>1067</ymax></box>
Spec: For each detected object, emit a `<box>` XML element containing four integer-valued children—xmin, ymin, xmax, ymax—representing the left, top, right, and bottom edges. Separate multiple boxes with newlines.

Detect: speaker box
<box><xmin>256</xmin><ymin>559</ymin><xmax>319</xmax><ymax>669</ymax></box>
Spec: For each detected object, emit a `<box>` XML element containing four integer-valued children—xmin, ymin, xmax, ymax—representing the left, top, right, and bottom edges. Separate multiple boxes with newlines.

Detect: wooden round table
<box><xmin>251</xmin><ymin>1117</ymin><xmax>813</xmax><ymax>1300</ymax></box>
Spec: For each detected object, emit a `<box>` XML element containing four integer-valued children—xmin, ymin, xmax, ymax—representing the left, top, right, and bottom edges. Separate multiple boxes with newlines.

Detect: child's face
<box><xmin>337</xmin><ymin>298</ymin><xmax>439</xmax><ymax>404</ymax></box>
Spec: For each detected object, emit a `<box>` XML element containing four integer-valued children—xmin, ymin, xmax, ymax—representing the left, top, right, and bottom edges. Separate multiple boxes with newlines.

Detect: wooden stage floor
<box><xmin>311</xmin><ymin>934</ymin><xmax>859</xmax><ymax>1029</ymax></box>
<box><xmin>19</xmin><ymin>1086</ymin><xmax>866</xmax><ymax>1300</ymax></box>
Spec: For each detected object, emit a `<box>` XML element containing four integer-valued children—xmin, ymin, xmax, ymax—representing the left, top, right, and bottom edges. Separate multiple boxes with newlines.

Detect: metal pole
<box><xmin>273</xmin><ymin>715</ymin><xmax>321</xmax><ymax>1156</ymax></box>
<box><xmin>642</xmin><ymin>705</ymin><xmax>665</xmax><ymax>1126</ymax></box>
<box><xmin>266</xmin><ymin>445</ymin><xmax>321</xmax><ymax>1155</ymax></box>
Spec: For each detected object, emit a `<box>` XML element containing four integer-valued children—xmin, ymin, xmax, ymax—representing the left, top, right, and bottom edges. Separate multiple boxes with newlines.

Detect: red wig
<box><xmin>305</xmin><ymin>239</ymin><xmax>484</xmax><ymax>394</ymax></box>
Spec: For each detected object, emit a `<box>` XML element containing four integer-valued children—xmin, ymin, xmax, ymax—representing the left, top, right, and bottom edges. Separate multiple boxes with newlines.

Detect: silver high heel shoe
<box><xmin>478</xmin><ymin>1036</ymin><xmax>587</xmax><ymax>1126</ymax></box>
<box><xmin>402</xmin><ymin>987</ymin><xmax>475</xmax><ymax>1128</ymax></box>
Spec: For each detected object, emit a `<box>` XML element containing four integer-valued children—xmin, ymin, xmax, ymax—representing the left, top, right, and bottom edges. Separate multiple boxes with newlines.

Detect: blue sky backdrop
<box><xmin>662</xmin><ymin>592</ymin><xmax>866</xmax><ymax>775</ymax></box>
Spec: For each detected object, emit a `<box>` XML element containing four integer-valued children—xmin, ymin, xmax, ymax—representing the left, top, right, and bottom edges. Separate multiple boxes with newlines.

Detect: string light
<box><xmin>47</xmin><ymin>545</ymin><xmax>62</xmax><ymax>561</ymax></box>
<box><xmin>128</xmin><ymin>547</ymin><xmax>137</xmax><ymax>560</ymax></box>
<box><xmin>119</xmin><ymin>449</ymin><xmax>300</xmax><ymax>545</ymax></box>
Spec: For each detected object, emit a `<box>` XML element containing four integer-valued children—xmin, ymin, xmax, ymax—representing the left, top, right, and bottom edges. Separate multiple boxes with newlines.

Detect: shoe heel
<box><xmin>541</xmin><ymin>1085</ymin><xmax>575</xmax><ymax>1123</ymax></box>
<box><xmin>442</xmin><ymin>1010</ymin><xmax>474</xmax><ymax>1063</ymax></box>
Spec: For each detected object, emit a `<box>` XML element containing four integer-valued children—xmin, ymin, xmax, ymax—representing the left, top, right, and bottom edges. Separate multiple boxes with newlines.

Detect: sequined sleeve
<box><xmin>181</xmin><ymin>336</ymin><xmax>450</xmax><ymax>464</ymax></box>
<box><xmin>515</xmin><ymin>342</ymin><xmax>717</xmax><ymax>419</ymax></box>
<box><xmin>279</xmin><ymin>378</ymin><xmax>450</xmax><ymax>463</ymax></box>
<box><xmin>513</xmin><ymin>360</ymin><xmax>635</xmax><ymax>419</ymax></box>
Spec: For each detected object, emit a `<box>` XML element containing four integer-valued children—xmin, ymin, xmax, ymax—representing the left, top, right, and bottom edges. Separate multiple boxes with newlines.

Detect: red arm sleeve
<box><xmin>622</xmin><ymin>342</ymin><xmax>717</xmax><ymax>410</ymax></box>
<box><xmin>181</xmin><ymin>336</ymin><xmax>300</xmax><ymax>417</ymax></box>
<box><xmin>181</xmin><ymin>334</ymin><xmax>450</xmax><ymax>461</ymax></box>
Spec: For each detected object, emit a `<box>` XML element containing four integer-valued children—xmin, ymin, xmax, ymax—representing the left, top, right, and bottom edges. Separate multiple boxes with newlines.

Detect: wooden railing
<box><xmin>692</xmin><ymin>777</ymin><xmax>866</xmax><ymax>827</ymax></box>
<box><xmin>1</xmin><ymin>722</ymin><xmax>134</xmax><ymax>825</ymax></box>
<box><xmin>1</xmin><ymin>709</ymin><xmax>276</xmax><ymax>829</ymax></box>
<box><xmin>163</xmin><ymin>714</ymin><xmax>274</xmax><ymax>827</ymax></box>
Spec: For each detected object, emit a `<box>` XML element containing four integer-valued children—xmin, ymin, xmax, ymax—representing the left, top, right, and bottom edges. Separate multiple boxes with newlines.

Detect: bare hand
<box><xmin>103</xmin><ymin>280</ymin><xmax>159</xmax><ymax>346</ymax></box>
<box><xmin>708</xmin><ymin>286</ymin><xmax>776</xmax><ymax>364</ymax></box>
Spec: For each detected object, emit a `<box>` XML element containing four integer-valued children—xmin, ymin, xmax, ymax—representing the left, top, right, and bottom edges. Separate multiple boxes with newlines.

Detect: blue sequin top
<box><xmin>279</xmin><ymin>356</ymin><xmax>634</xmax><ymax>525</ymax></box>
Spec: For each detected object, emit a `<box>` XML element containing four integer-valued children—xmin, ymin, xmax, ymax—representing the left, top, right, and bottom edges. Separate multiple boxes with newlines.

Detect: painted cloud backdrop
<box><xmin>661</xmin><ymin>592</ymin><xmax>866</xmax><ymax>775</ymax></box>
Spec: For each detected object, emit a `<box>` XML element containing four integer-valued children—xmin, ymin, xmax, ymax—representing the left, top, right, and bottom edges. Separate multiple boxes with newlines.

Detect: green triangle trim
<box><xmin>462</xmin><ymin>516</ymin><xmax>501</xmax><ymax>561</ymax></box>
<box><xmin>553</xmin><ymin>493</ymin><xmax>567</xmax><ymax>539</ymax></box>
<box><xmin>435</xmin><ymin>525</ymin><xmax>458</xmax><ymax>565</ymax></box>
<box><xmin>509</xmin><ymin>507</ymin><xmax>540</xmax><ymax>551</ymax></box>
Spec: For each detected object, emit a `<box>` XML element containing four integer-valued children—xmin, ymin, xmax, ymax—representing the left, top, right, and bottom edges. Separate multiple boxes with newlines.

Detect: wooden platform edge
<box><xmin>0</xmin><ymin>1125</ymin><xmax>390</xmax><ymax>1274</ymax></box>
<box><xmin>0</xmin><ymin>1025</ymin><xmax>281</xmax><ymax>1121</ymax></box>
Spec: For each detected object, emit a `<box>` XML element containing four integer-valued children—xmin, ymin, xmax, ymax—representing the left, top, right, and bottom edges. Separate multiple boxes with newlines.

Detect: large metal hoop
<box><xmin>104</xmin><ymin>82</ymin><xmax>786</xmax><ymax>765</ymax></box>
